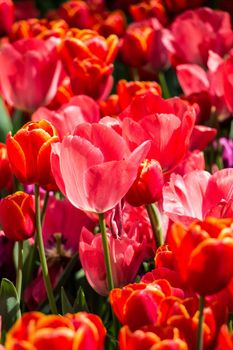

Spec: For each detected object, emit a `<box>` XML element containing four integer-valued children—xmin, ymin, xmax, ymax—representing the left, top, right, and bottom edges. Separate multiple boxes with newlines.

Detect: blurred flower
<box><xmin>130</xmin><ymin>0</ymin><xmax>168</xmax><ymax>25</ymax></box>
<box><xmin>0</xmin><ymin>38</ymin><xmax>62</xmax><ymax>111</ymax></box>
<box><xmin>219</xmin><ymin>137</ymin><xmax>233</xmax><ymax>168</ymax></box>
<box><xmin>6</xmin><ymin>120</ymin><xmax>59</xmax><ymax>190</ymax></box>
<box><xmin>0</xmin><ymin>191</ymin><xmax>35</xmax><ymax>241</ymax></box>
<box><xmin>215</xmin><ymin>324</ymin><xmax>233</xmax><ymax>350</ymax></box>
<box><xmin>59</xmin><ymin>0</ymin><xmax>95</xmax><ymax>29</ymax></box>
<box><xmin>163</xmin><ymin>0</ymin><xmax>205</xmax><ymax>13</ymax></box>
<box><xmin>0</xmin><ymin>0</ymin><xmax>14</xmax><ymax>36</ymax></box>
<box><xmin>0</xmin><ymin>142</ymin><xmax>13</xmax><ymax>191</ymax></box>
<box><xmin>51</xmin><ymin>122</ymin><xmax>150</xmax><ymax>213</ymax></box>
<box><xmin>165</xmin><ymin>8</ymin><xmax>233</xmax><ymax>67</ymax></box>
<box><xmin>5</xmin><ymin>312</ymin><xmax>106</xmax><ymax>350</ymax></box>
<box><xmin>120</xmin><ymin>18</ymin><xmax>169</xmax><ymax>72</ymax></box>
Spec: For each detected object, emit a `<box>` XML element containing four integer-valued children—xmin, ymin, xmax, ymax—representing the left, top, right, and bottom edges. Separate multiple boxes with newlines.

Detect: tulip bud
<box><xmin>126</xmin><ymin>159</ymin><xmax>164</xmax><ymax>207</ymax></box>
<box><xmin>0</xmin><ymin>191</ymin><xmax>35</xmax><ymax>241</ymax></box>
<box><xmin>6</xmin><ymin>120</ymin><xmax>59</xmax><ymax>190</ymax></box>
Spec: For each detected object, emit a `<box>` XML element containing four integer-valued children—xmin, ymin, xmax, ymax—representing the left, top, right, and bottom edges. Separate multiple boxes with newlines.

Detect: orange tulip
<box><xmin>5</xmin><ymin>312</ymin><xmax>106</xmax><ymax>350</ymax></box>
<box><xmin>6</xmin><ymin>120</ymin><xmax>59</xmax><ymax>190</ymax></box>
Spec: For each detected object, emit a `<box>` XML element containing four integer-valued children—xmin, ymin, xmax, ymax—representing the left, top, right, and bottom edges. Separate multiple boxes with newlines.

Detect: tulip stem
<box><xmin>158</xmin><ymin>71</ymin><xmax>171</xmax><ymax>99</ymax></box>
<box><xmin>146</xmin><ymin>203</ymin><xmax>163</xmax><ymax>248</ymax></box>
<box><xmin>41</xmin><ymin>191</ymin><xmax>50</xmax><ymax>224</ymax></box>
<box><xmin>98</xmin><ymin>213</ymin><xmax>114</xmax><ymax>291</ymax></box>
<box><xmin>34</xmin><ymin>184</ymin><xmax>58</xmax><ymax>314</ymax></box>
<box><xmin>16</xmin><ymin>240</ymin><xmax>23</xmax><ymax>300</ymax></box>
<box><xmin>196</xmin><ymin>295</ymin><xmax>205</xmax><ymax>350</ymax></box>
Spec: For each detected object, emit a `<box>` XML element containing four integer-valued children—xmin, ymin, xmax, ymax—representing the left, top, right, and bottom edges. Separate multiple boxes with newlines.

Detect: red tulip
<box><xmin>130</xmin><ymin>0</ymin><xmax>168</xmax><ymax>25</ymax></box>
<box><xmin>51</xmin><ymin>122</ymin><xmax>150</xmax><ymax>213</ymax></box>
<box><xmin>110</xmin><ymin>280</ymin><xmax>175</xmax><ymax>331</ymax></box>
<box><xmin>120</xmin><ymin>93</ymin><xmax>196</xmax><ymax>174</ymax></box>
<box><xmin>125</xmin><ymin>159</ymin><xmax>164</xmax><ymax>207</ymax></box>
<box><xmin>6</xmin><ymin>120</ymin><xmax>59</xmax><ymax>190</ymax></box>
<box><xmin>169</xmin><ymin>217</ymin><xmax>233</xmax><ymax>295</ymax></box>
<box><xmin>163</xmin><ymin>0</ymin><xmax>204</xmax><ymax>13</ymax></box>
<box><xmin>0</xmin><ymin>0</ymin><xmax>14</xmax><ymax>36</ymax></box>
<box><xmin>0</xmin><ymin>143</ymin><xmax>12</xmax><ymax>191</ymax></box>
<box><xmin>0</xmin><ymin>38</ymin><xmax>62</xmax><ymax>111</ymax></box>
<box><xmin>0</xmin><ymin>191</ymin><xmax>35</xmax><ymax>241</ymax></box>
<box><xmin>215</xmin><ymin>324</ymin><xmax>233</xmax><ymax>350</ymax></box>
<box><xmin>119</xmin><ymin>325</ymin><xmax>188</xmax><ymax>350</ymax></box>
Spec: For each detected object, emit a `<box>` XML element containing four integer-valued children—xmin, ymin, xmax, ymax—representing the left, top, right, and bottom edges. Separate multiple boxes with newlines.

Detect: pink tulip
<box><xmin>163</xmin><ymin>168</ymin><xmax>233</xmax><ymax>227</ymax></box>
<box><xmin>0</xmin><ymin>38</ymin><xmax>62</xmax><ymax>111</ymax></box>
<box><xmin>51</xmin><ymin>122</ymin><xmax>151</xmax><ymax>213</ymax></box>
<box><xmin>32</xmin><ymin>95</ymin><xmax>100</xmax><ymax>139</ymax></box>
<box><xmin>166</xmin><ymin>7</ymin><xmax>233</xmax><ymax>66</ymax></box>
<box><xmin>120</xmin><ymin>93</ymin><xmax>196</xmax><ymax>173</ymax></box>
<box><xmin>79</xmin><ymin>227</ymin><xmax>146</xmax><ymax>295</ymax></box>
<box><xmin>42</xmin><ymin>196</ymin><xmax>97</xmax><ymax>253</ymax></box>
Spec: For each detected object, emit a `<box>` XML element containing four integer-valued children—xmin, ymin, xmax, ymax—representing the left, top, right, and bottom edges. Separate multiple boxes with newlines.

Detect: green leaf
<box><xmin>73</xmin><ymin>286</ymin><xmax>89</xmax><ymax>313</ymax></box>
<box><xmin>0</xmin><ymin>98</ymin><xmax>12</xmax><ymax>142</ymax></box>
<box><xmin>61</xmin><ymin>287</ymin><xmax>74</xmax><ymax>314</ymax></box>
<box><xmin>0</xmin><ymin>278</ymin><xmax>21</xmax><ymax>332</ymax></box>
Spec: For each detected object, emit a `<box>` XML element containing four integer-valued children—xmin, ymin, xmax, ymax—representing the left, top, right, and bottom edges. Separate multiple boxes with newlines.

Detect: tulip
<box><xmin>125</xmin><ymin>159</ymin><xmax>164</xmax><ymax>207</ymax></box>
<box><xmin>169</xmin><ymin>217</ymin><xmax>233</xmax><ymax>296</ymax></box>
<box><xmin>119</xmin><ymin>325</ymin><xmax>189</xmax><ymax>350</ymax></box>
<box><xmin>0</xmin><ymin>38</ymin><xmax>62</xmax><ymax>111</ymax></box>
<box><xmin>117</xmin><ymin>80</ymin><xmax>161</xmax><ymax>110</ymax></box>
<box><xmin>51</xmin><ymin>122</ymin><xmax>150</xmax><ymax>213</ymax></box>
<box><xmin>163</xmin><ymin>168</ymin><xmax>233</xmax><ymax>227</ymax></box>
<box><xmin>32</xmin><ymin>95</ymin><xmax>100</xmax><ymax>139</ymax></box>
<box><xmin>163</xmin><ymin>0</ymin><xmax>204</xmax><ymax>13</ymax></box>
<box><xmin>6</xmin><ymin>120</ymin><xmax>59</xmax><ymax>190</ymax></box>
<box><xmin>79</xmin><ymin>227</ymin><xmax>146</xmax><ymax>295</ymax></box>
<box><xmin>120</xmin><ymin>93</ymin><xmax>196</xmax><ymax>174</ymax></box>
<box><xmin>0</xmin><ymin>0</ymin><xmax>14</xmax><ymax>36</ymax></box>
<box><xmin>0</xmin><ymin>191</ymin><xmax>35</xmax><ymax>241</ymax></box>
<box><xmin>110</xmin><ymin>280</ymin><xmax>177</xmax><ymax>330</ymax></box>
<box><xmin>0</xmin><ymin>143</ymin><xmax>12</xmax><ymax>191</ymax></box>
<box><xmin>5</xmin><ymin>312</ymin><xmax>106</xmax><ymax>350</ymax></box>
<box><xmin>165</xmin><ymin>8</ymin><xmax>233</xmax><ymax>67</ymax></box>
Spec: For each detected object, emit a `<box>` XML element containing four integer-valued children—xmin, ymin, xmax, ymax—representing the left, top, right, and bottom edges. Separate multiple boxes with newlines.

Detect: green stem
<box><xmin>16</xmin><ymin>240</ymin><xmax>24</xmax><ymax>300</ymax></box>
<box><xmin>34</xmin><ymin>184</ymin><xmax>58</xmax><ymax>314</ymax></box>
<box><xmin>146</xmin><ymin>203</ymin><xmax>163</xmax><ymax>248</ymax></box>
<box><xmin>158</xmin><ymin>71</ymin><xmax>171</xmax><ymax>99</ymax></box>
<box><xmin>25</xmin><ymin>191</ymin><xmax>49</xmax><ymax>286</ymax></box>
<box><xmin>196</xmin><ymin>295</ymin><xmax>205</xmax><ymax>350</ymax></box>
<box><xmin>98</xmin><ymin>213</ymin><xmax>114</xmax><ymax>291</ymax></box>
<box><xmin>41</xmin><ymin>191</ymin><xmax>50</xmax><ymax>224</ymax></box>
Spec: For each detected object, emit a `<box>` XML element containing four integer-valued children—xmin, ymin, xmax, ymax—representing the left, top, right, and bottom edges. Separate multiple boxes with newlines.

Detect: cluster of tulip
<box><xmin>0</xmin><ymin>0</ymin><xmax>233</xmax><ymax>349</ymax></box>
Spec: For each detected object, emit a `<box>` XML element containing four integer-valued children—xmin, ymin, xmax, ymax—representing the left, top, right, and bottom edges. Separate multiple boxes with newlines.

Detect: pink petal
<box><xmin>163</xmin><ymin>170</ymin><xmax>211</xmax><ymax>226</ymax></box>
